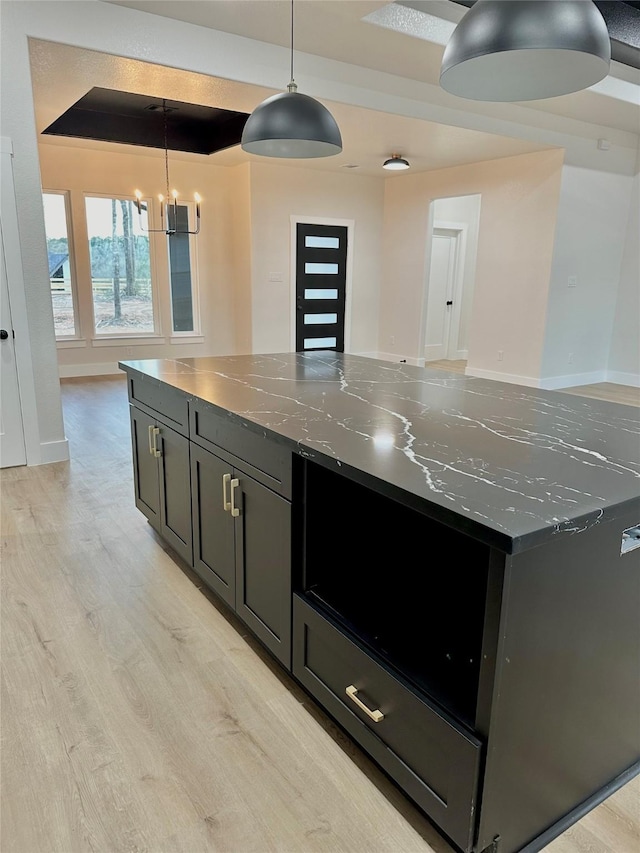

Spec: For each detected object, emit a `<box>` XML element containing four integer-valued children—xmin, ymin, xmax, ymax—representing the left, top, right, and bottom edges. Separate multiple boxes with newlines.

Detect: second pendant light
<box><xmin>241</xmin><ymin>0</ymin><xmax>342</xmax><ymax>158</ymax></box>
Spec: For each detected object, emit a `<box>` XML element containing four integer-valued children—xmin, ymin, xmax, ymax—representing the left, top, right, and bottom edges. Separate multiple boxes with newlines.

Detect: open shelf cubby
<box><xmin>301</xmin><ymin>460</ymin><xmax>491</xmax><ymax>729</ymax></box>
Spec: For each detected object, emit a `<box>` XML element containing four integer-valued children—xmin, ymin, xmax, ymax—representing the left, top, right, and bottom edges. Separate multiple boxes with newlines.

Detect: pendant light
<box><xmin>134</xmin><ymin>100</ymin><xmax>201</xmax><ymax>236</ymax></box>
<box><xmin>241</xmin><ymin>0</ymin><xmax>342</xmax><ymax>158</ymax></box>
<box><xmin>439</xmin><ymin>0</ymin><xmax>611</xmax><ymax>102</ymax></box>
<box><xmin>383</xmin><ymin>154</ymin><xmax>410</xmax><ymax>171</ymax></box>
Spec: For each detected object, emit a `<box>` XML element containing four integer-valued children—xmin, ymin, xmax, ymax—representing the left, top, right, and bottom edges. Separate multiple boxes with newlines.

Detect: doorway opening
<box><xmin>421</xmin><ymin>194</ymin><xmax>481</xmax><ymax>367</ymax></box>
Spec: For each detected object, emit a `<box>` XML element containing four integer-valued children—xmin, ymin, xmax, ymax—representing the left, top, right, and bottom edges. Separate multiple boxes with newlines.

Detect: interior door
<box><xmin>0</xmin><ymin>225</ymin><xmax>26</xmax><ymax>468</ymax></box>
<box><xmin>295</xmin><ymin>223</ymin><xmax>347</xmax><ymax>353</ymax></box>
<box><xmin>424</xmin><ymin>229</ymin><xmax>459</xmax><ymax>362</ymax></box>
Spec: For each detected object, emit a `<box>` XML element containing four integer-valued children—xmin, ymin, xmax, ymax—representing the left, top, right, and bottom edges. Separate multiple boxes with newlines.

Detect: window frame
<box><xmin>42</xmin><ymin>189</ymin><xmax>82</xmax><ymax>341</ymax></box>
<box><xmin>166</xmin><ymin>199</ymin><xmax>201</xmax><ymax>339</ymax></box>
<box><xmin>84</xmin><ymin>191</ymin><xmax>161</xmax><ymax>340</ymax></box>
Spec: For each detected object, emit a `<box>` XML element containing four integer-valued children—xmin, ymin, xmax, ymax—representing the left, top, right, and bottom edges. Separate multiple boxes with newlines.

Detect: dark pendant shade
<box><xmin>440</xmin><ymin>0</ymin><xmax>611</xmax><ymax>102</ymax></box>
<box><xmin>241</xmin><ymin>90</ymin><xmax>342</xmax><ymax>158</ymax></box>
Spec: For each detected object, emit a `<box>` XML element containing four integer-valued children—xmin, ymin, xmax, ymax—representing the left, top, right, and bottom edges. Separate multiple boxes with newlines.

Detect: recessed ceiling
<box><xmin>29</xmin><ymin>39</ymin><xmax>557</xmax><ymax>178</ymax></box>
<box><xmin>42</xmin><ymin>87</ymin><xmax>250</xmax><ymax>155</ymax></box>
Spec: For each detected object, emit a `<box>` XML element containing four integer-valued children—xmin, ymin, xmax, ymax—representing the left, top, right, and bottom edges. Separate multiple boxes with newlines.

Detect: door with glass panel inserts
<box><xmin>295</xmin><ymin>223</ymin><xmax>347</xmax><ymax>353</ymax></box>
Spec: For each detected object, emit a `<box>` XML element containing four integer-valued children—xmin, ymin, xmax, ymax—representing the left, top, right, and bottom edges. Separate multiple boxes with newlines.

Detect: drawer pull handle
<box><xmin>152</xmin><ymin>427</ymin><xmax>162</xmax><ymax>457</ymax></box>
<box><xmin>346</xmin><ymin>685</ymin><xmax>384</xmax><ymax>723</ymax></box>
<box><xmin>148</xmin><ymin>424</ymin><xmax>154</xmax><ymax>455</ymax></box>
<box><xmin>222</xmin><ymin>473</ymin><xmax>231</xmax><ymax>511</ymax></box>
<box><xmin>230</xmin><ymin>478</ymin><xmax>240</xmax><ymax>517</ymax></box>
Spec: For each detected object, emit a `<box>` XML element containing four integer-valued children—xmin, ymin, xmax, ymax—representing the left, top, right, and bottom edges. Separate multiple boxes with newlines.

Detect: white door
<box><xmin>0</xmin><ymin>225</ymin><xmax>26</xmax><ymax>468</ymax></box>
<box><xmin>424</xmin><ymin>229</ymin><xmax>461</xmax><ymax>362</ymax></box>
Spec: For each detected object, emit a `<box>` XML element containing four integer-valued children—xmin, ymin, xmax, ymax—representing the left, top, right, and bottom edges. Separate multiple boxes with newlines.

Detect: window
<box><xmin>167</xmin><ymin>204</ymin><xmax>197</xmax><ymax>334</ymax></box>
<box><xmin>43</xmin><ymin>192</ymin><xmax>78</xmax><ymax>337</ymax></box>
<box><xmin>85</xmin><ymin>196</ymin><xmax>155</xmax><ymax>335</ymax></box>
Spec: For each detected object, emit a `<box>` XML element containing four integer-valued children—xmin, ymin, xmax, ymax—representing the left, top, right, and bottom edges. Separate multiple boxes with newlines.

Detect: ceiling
<box><xmin>30</xmin><ymin>1</ymin><xmax>639</xmax><ymax>177</ymax></box>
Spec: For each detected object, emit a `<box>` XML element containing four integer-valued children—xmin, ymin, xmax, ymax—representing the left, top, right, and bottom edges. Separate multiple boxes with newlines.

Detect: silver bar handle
<box><xmin>230</xmin><ymin>478</ymin><xmax>240</xmax><ymax>517</ymax></box>
<box><xmin>148</xmin><ymin>424</ymin><xmax>154</xmax><ymax>455</ymax></box>
<box><xmin>222</xmin><ymin>473</ymin><xmax>231</xmax><ymax>511</ymax></box>
<box><xmin>345</xmin><ymin>685</ymin><xmax>384</xmax><ymax>723</ymax></box>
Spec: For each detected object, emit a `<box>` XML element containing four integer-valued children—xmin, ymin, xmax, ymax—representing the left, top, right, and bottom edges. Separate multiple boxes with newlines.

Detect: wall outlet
<box><xmin>497</xmin><ymin>350</ymin><xmax>504</xmax><ymax>362</ymax></box>
<box><xmin>268</xmin><ymin>271</ymin><xmax>284</xmax><ymax>282</ymax></box>
<box><xmin>390</xmin><ymin>335</ymin><xmax>395</xmax><ymax>346</ymax></box>
<box><xmin>568</xmin><ymin>353</ymin><xmax>574</xmax><ymax>364</ymax></box>
<box><xmin>126</xmin><ymin>346</ymin><xmax>133</xmax><ymax>356</ymax></box>
<box><xmin>568</xmin><ymin>275</ymin><xmax>578</xmax><ymax>287</ymax></box>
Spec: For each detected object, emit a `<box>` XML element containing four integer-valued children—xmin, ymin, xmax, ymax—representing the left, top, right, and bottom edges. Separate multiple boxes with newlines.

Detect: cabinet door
<box><xmin>235</xmin><ymin>475</ymin><xmax>291</xmax><ymax>669</ymax></box>
<box><xmin>130</xmin><ymin>406</ymin><xmax>160</xmax><ymax>531</ymax></box>
<box><xmin>157</xmin><ymin>423</ymin><xmax>193</xmax><ymax>566</ymax></box>
<box><xmin>190</xmin><ymin>443</ymin><xmax>235</xmax><ymax>607</ymax></box>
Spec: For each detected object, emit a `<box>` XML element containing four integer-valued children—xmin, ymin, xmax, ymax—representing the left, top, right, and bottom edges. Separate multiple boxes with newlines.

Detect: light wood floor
<box><xmin>560</xmin><ymin>382</ymin><xmax>640</xmax><ymax>407</ymax></box>
<box><xmin>426</xmin><ymin>360</ymin><xmax>640</xmax><ymax>407</ymax></box>
<box><xmin>1</xmin><ymin>375</ymin><xmax>638</xmax><ymax>853</ymax></box>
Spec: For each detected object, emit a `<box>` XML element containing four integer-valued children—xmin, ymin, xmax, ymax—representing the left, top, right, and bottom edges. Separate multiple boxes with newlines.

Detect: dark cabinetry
<box><xmin>126</xmin><ymin>375</ymin><xmax>293</xmax><ymax>669</ymax></box>
<box><xmin>129</xmin><ymin>404</ymin><xmax>192</xmax><ymax>566</ymax></box>
<box><xmin>121</xmin><ymin>355</ymin><xmax>640</xmax><ymax>853</ymax></box>
<box><xmin>294</xmin><ymin>595</ymin><xmax>483</xmax><ymax>852</ymax></box>
<box><xmin>294</xmin><ymin>459</ymin><xmax>493</xmax><ymax>852</ymax></box>
<box><xmin>191</xmin><ymin>441</ymin><xmax>292</xmax><ymax>668</ymax></box>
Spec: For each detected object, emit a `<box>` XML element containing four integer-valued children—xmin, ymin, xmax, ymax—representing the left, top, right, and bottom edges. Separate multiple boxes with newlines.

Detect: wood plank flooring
<box><xmin>426</xmin><ymin>360</ymin><xmax>640</xmax><ymax>407</ymax></box>
<box><xmin>1</xmin><ymin>374</ymin><xmax>638</xmax><ymax>853</ymax></box>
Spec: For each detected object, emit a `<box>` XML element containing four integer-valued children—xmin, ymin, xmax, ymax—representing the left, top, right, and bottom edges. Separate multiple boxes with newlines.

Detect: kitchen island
<box><xmin>119</xmin><ymin>352</ymin><xmax>640</xmax><ymax>853</ymax></box>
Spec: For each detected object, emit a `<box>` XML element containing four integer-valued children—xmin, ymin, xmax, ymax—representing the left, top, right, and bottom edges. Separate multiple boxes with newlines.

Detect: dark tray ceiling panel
<box><xmin>42</xmin><ymin>87</ymin><xmax>250</xmax><ymax>155</ymax></box>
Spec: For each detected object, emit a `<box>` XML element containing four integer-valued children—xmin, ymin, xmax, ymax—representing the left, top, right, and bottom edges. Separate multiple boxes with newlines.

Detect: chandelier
<box><xmin>134</xmin><ymin>99</ymin><xmax>201</xmax><ymax>236</ymax></box>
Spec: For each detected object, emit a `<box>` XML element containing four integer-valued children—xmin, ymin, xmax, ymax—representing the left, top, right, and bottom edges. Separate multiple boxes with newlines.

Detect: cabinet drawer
<box><xmin>293</xmin><ymin>595</ymin><xmax>482</xmax><ymax>853</ymax></box>
<box><xmin>128</xmin><ymin>374</ymin><xmax>189</xmax><ymax>436</ymax></box>
<box><xmin>190</xmin><ymin>403</ymin><xmax>292</xmax><ymax>498</ymax></box>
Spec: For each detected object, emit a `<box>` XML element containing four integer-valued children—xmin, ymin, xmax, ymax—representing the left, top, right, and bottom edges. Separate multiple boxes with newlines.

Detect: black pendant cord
<box><xmin>163</xmin><ymin>99</ymin><xmax>170</xmax><ymax>202</ymax></box>
<box><xmin>290</xmin><ymin>0</ymin><xmax>295</xmax><ymax>86</ymax></box>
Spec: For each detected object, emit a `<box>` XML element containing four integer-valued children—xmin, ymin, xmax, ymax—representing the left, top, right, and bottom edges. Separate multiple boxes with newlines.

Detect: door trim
<box><xmin>290</xmin><ymin>216</ymin><xmax>354</xmax><ymax>354</ymax></box>
<box><xmin>0</xmin><ymin>137</ymin><xmax>48</xmax><ymax>465</ymax></box>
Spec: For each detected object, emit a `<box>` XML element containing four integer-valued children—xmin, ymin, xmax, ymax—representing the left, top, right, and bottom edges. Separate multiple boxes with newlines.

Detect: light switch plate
<box><xmin>268</xmin><ymin>271</ymin><xmax>284</xmax><ymax>282</ymax></box>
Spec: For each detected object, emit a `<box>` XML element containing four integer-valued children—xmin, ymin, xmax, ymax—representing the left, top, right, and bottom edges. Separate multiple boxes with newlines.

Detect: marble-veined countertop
<box><xmin>119</xmin><ymin>352</ymin><xmax>640</xmax><ymax>554</ymax></box>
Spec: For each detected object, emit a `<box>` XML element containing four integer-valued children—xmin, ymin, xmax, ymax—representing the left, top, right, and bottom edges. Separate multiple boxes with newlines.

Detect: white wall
<box><xmin>248</xmin><ymin>162</ymin><xmax>385</xmax><ymax>356</ymax></box>
<box><xmin>227</xmin><ymin>162</ymin><xmax>254</xmax><ymax>355</ymax></box>
<box><xmin>541</xmin><ymin>164</ymin><xmax>636</xmax><ymax>388</ymax></box>
<box><xmin>381</xmin><ymin>150</ymin><xmax>565</xmax><ymax>384</ymax></box>
<box><xmin>608</xmin><ymin>168</ymin><xmax>640</xmax><ymax>385</ymax></box>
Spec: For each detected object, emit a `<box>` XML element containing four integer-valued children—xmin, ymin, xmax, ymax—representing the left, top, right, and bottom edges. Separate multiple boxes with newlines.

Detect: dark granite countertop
<box><xmin>119</xmin><ymin>352</ymin><xmax>640</xmax><ymax>554</ymax></box>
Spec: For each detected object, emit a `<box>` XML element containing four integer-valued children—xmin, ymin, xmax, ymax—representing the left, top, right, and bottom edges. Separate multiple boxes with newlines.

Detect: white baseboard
<box><xmin>607</xmin><ymin>371</ymin><xmax>640</xmax><ymax>388</ymax></box>
<box><xmin>465</xmin><ymin>367</ymin><xmax>541</xmax><ymax>388</ymax></box>
<box><xmin>38</xmin><ymin>438</ymin><xmax>70</xmax><ymax>464</ymax></box>
<box><xmin>539</xmin><ymin>370</ymin><xmax>608</xmax><ymax>391</ymax></box>
<box><xmin>59</xmin><ymin>362</ymin><xmax>121</xmax><ymax>378</ymax></box>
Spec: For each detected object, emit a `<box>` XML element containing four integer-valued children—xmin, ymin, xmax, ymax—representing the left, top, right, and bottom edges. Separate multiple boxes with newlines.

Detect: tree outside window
<box><xmin>85</xmin><ymin>196</ymin><xmax>154</xmax><ymax>335</ymax></box>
